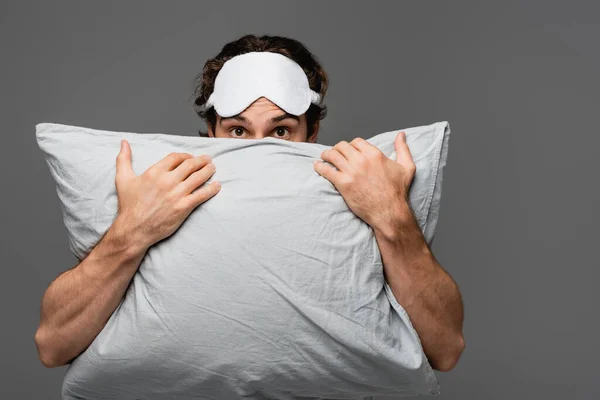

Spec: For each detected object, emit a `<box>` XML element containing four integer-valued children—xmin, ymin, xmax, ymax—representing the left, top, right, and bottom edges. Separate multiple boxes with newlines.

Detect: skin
<box><xmin>207</xmin><ymin>97</ymin><xmax>319</xmax><ymax>142</ymax></box>
<box><xmin>315</xmin><ymin>132</ymin><xmax>465</xmax><ymax>371</ymax></box>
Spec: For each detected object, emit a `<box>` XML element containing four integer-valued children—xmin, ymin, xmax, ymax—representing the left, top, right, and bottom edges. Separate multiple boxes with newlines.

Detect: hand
<box><xmin>313</xmin><ymin>131</ymin><xmax>416</xmax><ymax>230</ymax></box>
<box><xmin>114</xmin><ymin>140</ymin><xmax>221</xmax><ymax>250</ymax></box>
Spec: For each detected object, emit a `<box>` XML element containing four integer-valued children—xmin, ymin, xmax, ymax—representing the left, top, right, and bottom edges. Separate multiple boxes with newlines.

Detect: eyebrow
<box><xmin>219</xmin><ymin>113</ymin><xmax>300</xmax><ymax>126</ymax></box>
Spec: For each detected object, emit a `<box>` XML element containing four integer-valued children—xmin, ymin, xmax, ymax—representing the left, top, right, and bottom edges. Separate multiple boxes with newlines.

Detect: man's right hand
<box><xmin>33</xmin><ymin>140</ymin><xmax>222</xmax><ymax>368</ymax></box>
<box><xmin>114</xmin><ymin>139</ymin><xmax>221</xmax><ymax>250</ymax></box>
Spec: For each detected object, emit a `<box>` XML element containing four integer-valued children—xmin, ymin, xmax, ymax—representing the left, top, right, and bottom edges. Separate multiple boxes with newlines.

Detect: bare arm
<box><xmin>34</xmin><ymin>216</ymin><xmax>149</xmax><ymax>368</ymax></box>
<box><xmin>34</xmin><ymin>141</ymin><xmax>220</xmax><ymax>368</ymax></box>
<box><xmin>373</xmin><ymin>202</ymin><xmax>465</xmax><ymax>372</ymax></box>
<box><xmin>313</xmin><ymin>133</ymin><xmax>465</xmax><ymax>371</ymax></box>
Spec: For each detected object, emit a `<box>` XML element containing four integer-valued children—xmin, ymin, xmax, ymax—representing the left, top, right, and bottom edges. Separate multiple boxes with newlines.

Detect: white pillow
<box><xmin>36</xmin><ymin>121</ymin><xmax>450</xmax><ymax>400</ymax></box>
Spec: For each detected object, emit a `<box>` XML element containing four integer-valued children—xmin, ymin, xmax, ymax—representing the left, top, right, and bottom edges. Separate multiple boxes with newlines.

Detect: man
<box><xmin>35</xmin><ymin>34</ymin><xmax>465</xmax><ymax>374</ymax></box>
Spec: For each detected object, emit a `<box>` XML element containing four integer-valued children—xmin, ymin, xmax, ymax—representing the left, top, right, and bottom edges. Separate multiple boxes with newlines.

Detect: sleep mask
<box><xmin>198</xmin><ymin>51</ymin><xmax>322</xmax><ymax>117</ymax></box>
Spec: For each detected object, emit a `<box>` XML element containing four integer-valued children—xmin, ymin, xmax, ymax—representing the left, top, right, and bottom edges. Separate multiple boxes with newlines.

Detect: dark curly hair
<box><xmin>192</xmin><ymin>34</ymin><xmax>329</xmax><ymax>138</ymax></box>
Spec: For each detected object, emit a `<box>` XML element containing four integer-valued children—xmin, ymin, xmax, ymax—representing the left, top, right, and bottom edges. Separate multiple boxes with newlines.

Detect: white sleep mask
<box><xmin>198</xmin><ymin>51</ymin><xmax>322</xmax><ymax>117</ymax></box>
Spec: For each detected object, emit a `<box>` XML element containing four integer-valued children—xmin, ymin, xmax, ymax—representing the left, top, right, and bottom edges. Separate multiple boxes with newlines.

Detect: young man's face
<box><xmin>207</xmin><ymin>97</ymin><xmax>319</xmax><ymax>143</ymax></box>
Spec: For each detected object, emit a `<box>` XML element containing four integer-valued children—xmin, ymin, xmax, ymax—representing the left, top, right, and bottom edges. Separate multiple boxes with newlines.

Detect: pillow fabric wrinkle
<box><xmin>36</xmin><ymin>121</ymin><xmax>451</xmax><ymax>400</ymax></box>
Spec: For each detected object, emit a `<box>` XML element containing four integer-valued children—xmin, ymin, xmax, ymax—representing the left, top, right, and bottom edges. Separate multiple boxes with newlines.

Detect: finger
<box><xmin>394</xmin><ymin>131</ymin><xmax>414</xmax><ymax>164</ymax></box>
<box><xmin>171</xmin><ymin>154</ymin><xmax>213</xmax><ymax>182</ymax></box>
<box><xmin>350</xmin><ymin>137</ymin><xmax>382</xmax><ymax>159</ymax></box>
<box><xmin>152</xmin><ymin>152</ymin><xmax>196</xmax><ymax>174</ymax></box>
<box><xmin>332</xmin><ymin>141</ymin><xmax>361</xmax><ymax>164</ymax></box>
<box><xmin>177</xmin><ymin>161</ymin><xmax>217</xmax><ymax>195</ymax></box>
<box><xmin>320</xmin><ymin>148</ymin><xmax>351</xmax><ymax>173</ymax></box>
<box><xmin>313</xmin><ymin>159</ymin><xmax>344</xmax><ymax>186</ymax></box>
<box><xmin>115</xmin><ymin>140</ymin><xmax>135</xmax><ymax>182</ymax></box>
<box><xmin>182</xmin><ymin>179</ymin><xmax>221</xmax><ymax>210</ymax></box>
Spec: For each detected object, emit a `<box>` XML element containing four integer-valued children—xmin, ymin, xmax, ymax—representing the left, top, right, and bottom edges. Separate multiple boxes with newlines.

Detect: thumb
<box><xmin>394</xmin><ymin>131</ymin><xmax>412</xmax><ymax>164</ymax></box>
<box><xmin>115</xmin><ymin>139</ymin><xmax>135</xmax><ymax>182</ymax></box>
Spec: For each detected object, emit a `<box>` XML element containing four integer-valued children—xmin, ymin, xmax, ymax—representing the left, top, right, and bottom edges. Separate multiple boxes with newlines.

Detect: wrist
<box><xmin>109</xmin><ymin>214</ymin><xmax>151</xmax><ymax>259</ymax></box>
<box><xmin>79</xmin><ymin>215</ymin><xmax>149</xmax><ymax>284</ymax></box>
<box><xmin>373</xmin><ymin>201</ymin><xmax>415</xmax><ymax>242</ymax></box>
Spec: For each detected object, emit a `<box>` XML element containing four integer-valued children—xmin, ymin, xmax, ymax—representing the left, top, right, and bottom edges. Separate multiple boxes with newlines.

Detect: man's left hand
<box><xmin>313</xmin><ymin>131</ymin><xmax>416</xmax><ymax>231</ymax></box>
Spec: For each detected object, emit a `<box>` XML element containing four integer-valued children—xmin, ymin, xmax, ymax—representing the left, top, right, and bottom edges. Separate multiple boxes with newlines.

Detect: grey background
<box><xmin>1</xmin><ymin>1</ymin><xmax>598</xmax><ymax>399</ymax></box>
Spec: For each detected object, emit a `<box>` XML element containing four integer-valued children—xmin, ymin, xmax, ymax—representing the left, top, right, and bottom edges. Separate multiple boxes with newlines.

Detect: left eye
<box><xmin>274</xmin><ymin>127</ymin><xmax>289</xmax><ymax>136</ymax></box>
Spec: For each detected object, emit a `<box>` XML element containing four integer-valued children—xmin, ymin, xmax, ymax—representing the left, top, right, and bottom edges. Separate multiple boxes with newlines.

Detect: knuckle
<box><xmin>177</xmin><ymin>156</ymin><xmax>202</xmax><ymax>173</ymax></box>
<box><xmin>339</xmin><ymin>175</ymin><xmax>353</xmax><ymax>187</ymax></box>
<box><xmin>192</xmin><ymin>169</ymin><xmax>211</xmax><ymax>184</ymax></box>
<box><xmin>202</xmin><ymin>157</ymin><xmax>214</xmax><ymax>169</ymax></box>
<box><xmin>144</xmin><ymin>167</ymin><xmax>158</xmax><ymax>180</ymax></box>
<box><xmin>164</xmin><ymin>190</ymin><xmax>178</xmax><ymax>205</ymax></box>
<box><xmin>186</xmin><ymin>168</ymin><xmax>200</xmax><ymax>179</ymax></box>
<box><xmin>350</xmin><ymin>137</ymin><xmax>364</xmax><ymax>146</ymax></box>
<box><xmin>189</xmin><ymin>189</ymin><xmax>207</xmax><ymax>204</ymax></box>
<box><xmin>200</xmin><ymin>163</ymin><xmax>214</xmax><ymax>175</ymax></box>
<box><xmin>372</xmin><ymin>149</ymin><xmax>384</xmax><ymax>159</ymax></box>
<box><xmin>356</xmin><ymin>155</ymin><xmax>369</xmax><ymax>168</ymax></box>
<box><xmin>168</xmin><ymin>152</ymin><xmax>188</xmax><ymax>163</ymax></box>
<box><xmin>156</xmin><ymin>175</ymin><xmax>173</xmax><ymax>190</ymax></box>
<box><xmin>173</xmin><ymin>201</ymin><xmax>188</xmax><ymax>214</ymax></box>
<box><xmin>190</xmin><ymin>155</ymin><xmax>209</xmax><ymax>170</ymax></box>
<box><xmin>180</xmin><ymin>157</ymin><xmax>196</xmax><ymax>168</ymax></box>
<box><xmin>203</xmin><ymin>161</ymin><xmax>215</xmax><ymax>172</ymax></box>
<box><xmin>334</xmin><ymin>141</ymin><xmax>348</xmax><ymax>150</ymax></box>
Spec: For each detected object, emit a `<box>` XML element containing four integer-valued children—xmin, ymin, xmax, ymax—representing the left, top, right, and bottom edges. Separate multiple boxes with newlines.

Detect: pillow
<box><xmin>36</xmin><ymin>121</ymin><xmax>450</xmax><ymax>400</ymax></box>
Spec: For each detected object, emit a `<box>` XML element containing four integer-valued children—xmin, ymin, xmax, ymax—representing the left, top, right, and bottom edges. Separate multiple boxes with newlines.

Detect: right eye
<box><xmin>230</xmin><ymin>127</ymin><xmax>246</xmax><ymax>137</ymax></box>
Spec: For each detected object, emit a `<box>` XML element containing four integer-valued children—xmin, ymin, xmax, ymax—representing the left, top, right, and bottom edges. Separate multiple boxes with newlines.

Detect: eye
<box><xmin>229</xmin><ymin>127</ymin><xmax>246</xmax><ymax>137</ymax></box>
<box><xmin>273</xmin><ymin>127</ymin><xmax>291</xmax><ymax>138</ymax></box>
